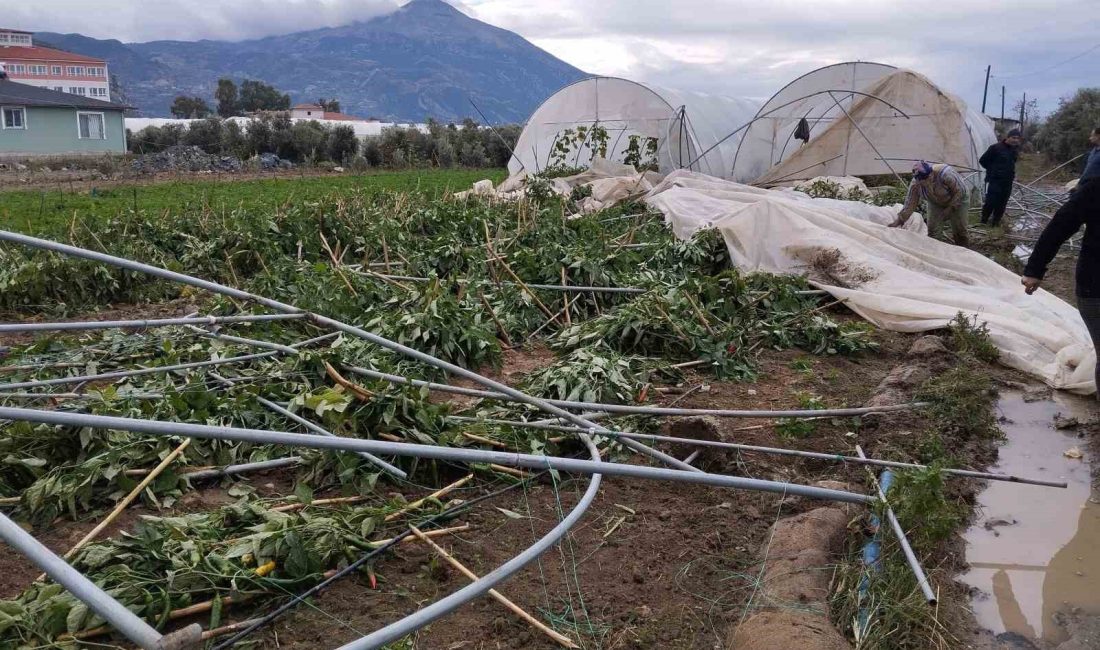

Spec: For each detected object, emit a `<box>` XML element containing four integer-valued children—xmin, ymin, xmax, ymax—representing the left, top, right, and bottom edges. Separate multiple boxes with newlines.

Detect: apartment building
<box><xmin>0</xmin><ymin>28</ymin><xmax>111</xmax><ymax>102</ymax></box>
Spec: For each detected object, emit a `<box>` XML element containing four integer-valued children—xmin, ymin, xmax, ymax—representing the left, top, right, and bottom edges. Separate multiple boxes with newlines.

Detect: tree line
<box><xmin>128</xmin><ymin>115</ymin><xmax>521</xmax><ymax>168</ymax></box>
<box><xmin>169</xmin><ymin>78</ymin><xmax>294</xmax><ymax>119</ymax></box>
<box><xmin>1034</xmin><ymin>88</ymin><xmax>1100</xmax><ymax>167</ymax></box>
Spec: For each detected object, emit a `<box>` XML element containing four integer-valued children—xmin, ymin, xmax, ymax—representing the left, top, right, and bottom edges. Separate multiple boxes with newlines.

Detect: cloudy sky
<box><xmin>7</xmin><ymin>0</ymin><xmax>1097</xmax><ymax>116</ymax></box>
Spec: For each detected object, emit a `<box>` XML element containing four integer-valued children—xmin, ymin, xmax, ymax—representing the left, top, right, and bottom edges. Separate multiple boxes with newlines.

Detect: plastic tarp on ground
<box><xmin>509</xmin><ymin>76</ymin><xmax>761</xmax><ymax>179</ymax></box>
<box><xmin>643</xmin><ymin>170</ymin><xmax>1094</xmax><ymax>393</ymax></box>
<box><xmin>732</xmin><ymin>62</ymin><xmax>998</xmax><ymax>189</ymax></box>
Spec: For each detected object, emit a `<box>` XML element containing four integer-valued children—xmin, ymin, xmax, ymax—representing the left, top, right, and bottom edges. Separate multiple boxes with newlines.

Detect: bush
<box><xmin>459</xmin><ymin>142</ymin><xmax>489</xmax><ymax>167</ymax></box>
<box><xmin>325</xmin><ymin>125</ymin><xmax>359</xmax><ymax>163</ymax></box>
<box><xmin>1035</xmin><ymin>88</ymin><xmax>1100</xmax><ymax>165</ymax></box>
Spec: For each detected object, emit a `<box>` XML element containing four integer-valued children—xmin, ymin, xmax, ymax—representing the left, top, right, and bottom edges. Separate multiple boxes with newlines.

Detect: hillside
<box><xmin>38</xmin><ymin>0</ymin><xmax>586</xmax><ymax>122</ymax></box>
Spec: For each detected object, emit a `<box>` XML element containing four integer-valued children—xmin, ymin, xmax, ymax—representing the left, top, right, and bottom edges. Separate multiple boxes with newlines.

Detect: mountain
<box><xmin>37</xmin><ymin>0</ymin><xmax>587</xmax><ymax>122</ymax></box>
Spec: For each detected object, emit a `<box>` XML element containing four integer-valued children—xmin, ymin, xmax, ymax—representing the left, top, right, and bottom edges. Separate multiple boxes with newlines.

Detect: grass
<box><xmin>0</xmin><ymin>168</ymin><xmax>507</xmax><ymax>238</ymax></box>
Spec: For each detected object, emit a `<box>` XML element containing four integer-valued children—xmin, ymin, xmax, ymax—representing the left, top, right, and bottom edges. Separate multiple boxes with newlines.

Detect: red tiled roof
<box><xmin>0</xmin><ymin>45</ymin><xmax>104</xmax><ymax>64</ymax></box>
<box><xmin>322</xmin><ymin>111</ymin><xmax>364</xmax><ymax>122</ymax></box>
<box><xmin>293</xmin><ymin>103</ymin><xmax>323</xmax><ymax>110</ymax></box>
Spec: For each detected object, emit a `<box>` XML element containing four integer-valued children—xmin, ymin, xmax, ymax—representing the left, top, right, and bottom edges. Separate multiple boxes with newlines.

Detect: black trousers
<box><xmin>1078</xmin><ymin>297</ymin><xmax>1100</xmax><ymax>396</ymax></box>
<box><xmin>982</xmin><ymin>179</ymin><xmax>1013</xmax><ymax>225</ymax></box>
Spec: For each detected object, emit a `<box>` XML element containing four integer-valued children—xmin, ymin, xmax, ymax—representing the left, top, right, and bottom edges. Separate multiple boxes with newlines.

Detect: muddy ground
<box><xmin>0</xmin><ymin>183</ymin><xmax>1093</xmax><ymax>648</ymax></box>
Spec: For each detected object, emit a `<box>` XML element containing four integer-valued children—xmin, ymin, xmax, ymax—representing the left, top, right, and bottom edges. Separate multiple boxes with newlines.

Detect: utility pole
<box><xmin>981</xmin><ymin>65</ymin><xmax>991</xmax><ymax>113</ymax></box>
<box><xmin>1001</xmin><ymin>86</ymin><xmax>1006</xmax><ymax>121</ymax></box>
<box><xmin>1019</xmin><ymin>92</ymin><xmax>1026</xmax><ymax>131</ymax></box>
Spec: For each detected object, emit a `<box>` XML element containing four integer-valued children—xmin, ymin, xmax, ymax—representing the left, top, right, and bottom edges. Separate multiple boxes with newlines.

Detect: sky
<box><xmin>7</xmin><ymin>0</ymin><xmax>1097</xmax><ymax>118</ymax></box>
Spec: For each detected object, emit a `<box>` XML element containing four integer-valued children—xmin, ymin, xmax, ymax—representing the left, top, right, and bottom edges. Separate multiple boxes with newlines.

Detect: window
<box><xmin>9</xmin><ymin>64</ymin><xmax>26</xmax><ymax>74</ymax></box>
<box><xmin>78</xmin><ymin>112</ymin><xmax>105</xmax><ymax>139</ymax></box>
<box><xmin>68</xmin><ymin>87</ymin><xmax>86</xmax><ymax>96</ymax></box>
<box><xmin>89</xmin><ymin>87</ymin><xmax>107</xmax><ymax>98</ymax></box>
<box><xmin>30</xmin><ymin>65</ymin><xmax>47</xmax><ymax>75</ymax></box>
<box><xmin>2</xmin><ymin>107</ymin><xmax>26</xmax><ymax>130</ymax></box>
<box><xmin>66</xmin><ymin>66</ymin><xmax>84</xmax><ymax>76</ymax></box>
<box><xmin>51</xmin><ymin>65</ymin><xmax>62</xmax><ymax>75</ymax></box>
<box><xmin>53</xmin><ymin>86</ymin><xmax>64</xmax><ymax>92</ymax></box>
<box><xmin>11</xmin><ymin>34</ymin><xmax>31</xmax><ymax>45</ymax></box>
<box><xmin>88</xmin><ymin>67</ymin><xmax>105</xmax><ymax>77</ymax></box>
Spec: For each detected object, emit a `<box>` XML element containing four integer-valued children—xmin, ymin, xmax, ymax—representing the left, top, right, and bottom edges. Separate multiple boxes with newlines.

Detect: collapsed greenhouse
<box><xmin>510</xmin><ymin>64</ymin><xmax>998</xmax><ymax>187</ymax></box>
<box><xmin>507</xmin><ymin>76</ymin><xmax>761</xmax><ymax>179</ymax></box>
<box><xmin>731</xmin><ymin>61</ymin><xmax>998</xmax><ymax>186</ymax></box>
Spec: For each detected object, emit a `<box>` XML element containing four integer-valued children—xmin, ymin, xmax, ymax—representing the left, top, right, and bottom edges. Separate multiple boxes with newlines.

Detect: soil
<box><xmin>0</xmin><ymin>297</ymin><xmax>202</xmax><ymax>348</ymax></box>
<box><xmin>0</xmin><ymin>283</ymin><xmax>1051</xmax><ymax>650</ymax></box>
<box><xmin>0</xmin><ymin>166</ymin><xmax>343</xmax><ymax>194</ymax></box>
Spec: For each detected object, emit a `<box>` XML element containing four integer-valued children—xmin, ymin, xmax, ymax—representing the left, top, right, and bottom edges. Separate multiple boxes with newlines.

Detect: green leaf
<box><xmin>293</xmin><ymin>482</ymin><xmax>314</xmax><ymax>506</ymax></box>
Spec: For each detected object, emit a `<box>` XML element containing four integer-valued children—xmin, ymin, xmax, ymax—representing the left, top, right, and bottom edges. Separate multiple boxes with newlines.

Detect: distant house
<box><xmin>0</xmin><ymin>74</ymin><xmax>130</xmax><ymax>156</ymax></box>
<box><xmin>0</xmin><ymin>28</ymin><xmax>111</xmax><ymax>101</ymax></box>
<box><xmin>290</xmin><ymin>103</ymin><xmax>377</xmax><ymax>122</ymax></box>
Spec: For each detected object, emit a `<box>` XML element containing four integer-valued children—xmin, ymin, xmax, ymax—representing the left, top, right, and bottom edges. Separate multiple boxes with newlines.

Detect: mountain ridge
<box><xmin>36</xmin><ymin>0</ymin><xmax>586</xmax><ymax>122</ymax></box>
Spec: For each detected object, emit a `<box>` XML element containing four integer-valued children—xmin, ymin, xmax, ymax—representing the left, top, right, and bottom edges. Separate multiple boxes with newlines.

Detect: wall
<box><xmin>0</xmin><ymin>106</ymin><xmax>126</xmax><ymax>155</ymax></box>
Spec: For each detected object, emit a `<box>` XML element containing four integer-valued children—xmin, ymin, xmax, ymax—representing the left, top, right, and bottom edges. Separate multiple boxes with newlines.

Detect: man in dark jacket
<box><xmin>979</xmin><ymin>128</ymin><xmax>1022</xmax><ymax>226</ymax></box>
<box><xmin>1022</xmin><ymin>127</ymin><xmax>1100</xmax><ymax>392</ymax></box>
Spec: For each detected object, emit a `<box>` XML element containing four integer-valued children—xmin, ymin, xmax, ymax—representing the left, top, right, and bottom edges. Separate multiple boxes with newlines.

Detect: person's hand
<box><xmin>1021</xmin><ymin>276</ymin><xmax>1041</xmax><ymax>295</ymax></box>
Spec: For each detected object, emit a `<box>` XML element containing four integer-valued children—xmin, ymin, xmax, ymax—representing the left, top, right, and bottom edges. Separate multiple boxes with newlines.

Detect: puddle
<box><xmin>961</xmin><ymin>390</ymin><xmax>1100</xmax><ymax>645</ymax></box>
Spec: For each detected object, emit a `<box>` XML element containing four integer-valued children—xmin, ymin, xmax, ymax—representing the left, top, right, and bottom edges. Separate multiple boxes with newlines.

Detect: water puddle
<box><xmin>961</xmin><ymin>390</ymin><xmax>1100</xmax><ymax>645</ymax></box>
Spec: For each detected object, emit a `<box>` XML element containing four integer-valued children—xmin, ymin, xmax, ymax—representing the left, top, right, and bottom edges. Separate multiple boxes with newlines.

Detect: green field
<box><xmin>0</xmin><ymin>168</ymin><xmax>507</xmax><ymax>238</ymax></box>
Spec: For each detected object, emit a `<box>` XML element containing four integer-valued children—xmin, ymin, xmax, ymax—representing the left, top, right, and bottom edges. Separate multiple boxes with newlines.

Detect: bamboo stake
<box><xmin>488</xmin><ymin>253</ymin><xmax>560</xmax><ymax>323</ymax></box>
<box><xmin>462</xmin><ymin>431</ymin><xmax>510</xmax><ymax>449</ymax></box>
<box><xmin>273</xmin><ymin>495</ymin><xmax>370</xmax><ymax>513</ymax></box>
<box><xmin>384</xmin><ymin>474</ymin><xmax>473</xmax><ymax>523</ymax></box>
<box><xmin>323</xmin><ymin>361</ymin><xmax>375</xmax><ymax>401</ymax></box>
<box><xmin>381</xmin><ymin>232</ymin><xmax>392</xmax><ymax>273</ymax></box>
<box><xmin>367</xmin><ymin>523</ymin><xmax>470</xmax><ymax>547</ymax></box>
<box><xmin>489</xmin><ymin>464</ymin><xmax>532</xmax><ymax>478</ymax></box>
<box><xmin>202</xmin><ymin>618</ymin><xmax>266</xmax><ymax>641</ymax></box>
<box><xmin>39</xmin><ymin>438</ymin><xmax>192</xmax><ymax>582</ymax></box>
<box><xmin>478</xmin><ymin>291</ymin><xmax>514</xmax><ymax>348</ymax></box>
<box><xmin>66</xmin><ymin>593</ymin><xmax>256</xmax><ymax>640</ymax></box>
<box><xmin>320</xmin><ymin>232</ymin><xmax>359</xmax><ymax>296</ymax></box>
<box><xmin>409</xmin><ymin>526</ymin><xmax>579</xmax><ymax>648</ymax></box>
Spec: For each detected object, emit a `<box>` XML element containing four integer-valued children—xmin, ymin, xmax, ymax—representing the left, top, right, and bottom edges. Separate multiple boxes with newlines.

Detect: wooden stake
<box><xmin>273</xmin><ymin>495</ymin><xmax>370</xmax><ymax>513</ymax></box>
<box><xmin>367</xmin><ymin>523</ymin><xmax>470</xmax><ymax>547</ymax></box>
<box><xmin>478</xmin><ymin>291</ymin><xmax>514</xmax><ymax>349</ymax></box>
<box><xmin>323</xmin><ymin>361</ymin><xmax>375</xmax><ymax>401</ymax></box>
<box><xmin>381</xmin><ymin>232</ymin><xmax>392</xmax><ymax>273</ymax></box>
<box><xmin>384</xmin><ymin>474</ymin><xmax>473</xmax><ymax>522</ymax></box>
<box><xmin>489</xmin><ymin>464</ymin><xmax>532</xmax><ymax>478</ymax></box>
<box><xmin>41</xmin><ymin>439</ymin><xmax>192</xmax><ymax>581</ymax></box>
<box><xmin>461</xmin><ymin>431</ymin><xmax>510</xmax><ymax>449</ymax></box>
<box><xmin>409</xmin><ymin>526</ymin><xmax>579</xmax><ymax>648</ymax></box>
<box><xmin>320</xmin><ymin>232</ymin><xmax>359</xmax><ymax>296</ymax></box>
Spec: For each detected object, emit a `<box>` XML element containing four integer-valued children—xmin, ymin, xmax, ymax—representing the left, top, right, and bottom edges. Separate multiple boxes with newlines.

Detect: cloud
<box><xmin>8</xmin><ymin>0</ymin><xmax>1096</xmax><ymax>114</ymax></box>
<box><xmin>4</xmin><ymin>0</ymin><xmax>399</xmax><ymax>42</ymax></box>
<box><xmin>468</xmin><ymin>0</ymin><xmax>1099</xmax><ymax>115</ymax></box>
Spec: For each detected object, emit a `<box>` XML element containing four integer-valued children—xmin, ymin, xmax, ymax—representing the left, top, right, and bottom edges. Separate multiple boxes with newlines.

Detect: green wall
<box><xmin>0</xmin><ymin>106</ymin><xmax>126</xmax><ymax>155</ymax></box>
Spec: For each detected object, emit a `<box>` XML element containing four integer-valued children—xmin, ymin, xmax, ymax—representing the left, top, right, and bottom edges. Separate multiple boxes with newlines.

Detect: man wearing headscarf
<box><xmin>889</xmin><ymin>161</ymin><xmax>969</xmax><ymax>246</ymax></box>
<box><xmin>979</xmin><ymin>128</ymin><xmax>1022</xmax><ymax>227</ymax></box>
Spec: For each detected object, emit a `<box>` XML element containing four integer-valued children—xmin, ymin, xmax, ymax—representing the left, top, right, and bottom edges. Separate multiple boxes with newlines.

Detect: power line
<box><xmin>991</xmin><ymin>42</ymin><xmax>1100</xmax><ymax>80</ymax></box>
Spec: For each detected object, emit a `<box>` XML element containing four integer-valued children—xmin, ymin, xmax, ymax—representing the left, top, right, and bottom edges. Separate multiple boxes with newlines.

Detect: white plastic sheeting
<box><xmin>509</xmin><ymin>77</ymin><xmax>761</xmax><ymax>179</ymax></box>
<box><xmin>466</xmin><ymin>162</ymin><xmax>1094</xmax><ymax>392</ymax></box>
<box><xmin>643</xmin><ymin>170</ymin><xmax>1094</xmax><ymax>393</ymax></box>
<box><xmin>732</xmin><ymin>62</ymin><xmax>998</xmax><ymax>188</ymax></box>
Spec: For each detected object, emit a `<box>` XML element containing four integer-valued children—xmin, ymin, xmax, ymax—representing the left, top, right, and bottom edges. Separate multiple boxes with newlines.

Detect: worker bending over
<box><xmin>889</xmin><ymin>161</ymin><xmax>969</xmax><ymax>246</ymax></box>
<box><xmin>979</xmin><ymin>128</ymin><xmax>1022</xmax><ymax>227</ymax></box>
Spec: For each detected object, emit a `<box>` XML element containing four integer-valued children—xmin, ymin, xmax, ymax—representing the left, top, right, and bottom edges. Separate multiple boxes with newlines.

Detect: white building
<box><xmin>0</xmin><ymin>28</ymin><xmax>111</xmax><ymax>102</ymax></box>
